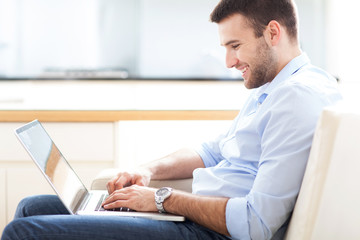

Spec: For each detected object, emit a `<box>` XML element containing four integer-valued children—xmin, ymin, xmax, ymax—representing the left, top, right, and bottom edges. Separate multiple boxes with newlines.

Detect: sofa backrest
<box><xmin>285</xmin><ymin>103</ymin><xmax>360</xmax><ymax>240</ymax></box>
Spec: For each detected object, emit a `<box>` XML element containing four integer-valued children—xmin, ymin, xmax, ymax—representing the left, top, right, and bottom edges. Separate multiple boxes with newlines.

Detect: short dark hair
<box><xmin>210</xmin><ymin>0</ymin><xmax>298</xmax><ymax>41</ymax></box>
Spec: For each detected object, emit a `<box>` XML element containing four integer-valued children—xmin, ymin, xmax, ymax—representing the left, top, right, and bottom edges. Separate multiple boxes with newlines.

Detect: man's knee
<box><xmin>14</xmin><ymin>195</ymin><xmax>67</xmax><ymax>218</ymax></box>
<box><xmin>14</xmin><ymin>195</ymin><xmax>36</xmax><ymax>218</ymax></box>
<box><xmin>15</xmin><ymin>195</ymin><xmax>44</xmax><ymax>218</ymax></box>
<box><xmin>1</xmin><ymin>218</ymin><xmax>28</xmax><ymax>240</ymax></box>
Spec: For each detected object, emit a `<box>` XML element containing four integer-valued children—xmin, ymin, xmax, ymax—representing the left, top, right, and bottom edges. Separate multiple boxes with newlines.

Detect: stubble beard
<box><xmin>245</xmin><ymin>38</ymin><xmax>278</xmax><ymax>89</ymax></box>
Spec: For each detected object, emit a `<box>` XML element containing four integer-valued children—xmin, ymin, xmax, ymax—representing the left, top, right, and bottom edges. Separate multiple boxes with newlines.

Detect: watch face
<box><xmin>157</xmin><ymin>187</ymin><xmax>170</xmax><ymax>196</ymax></box>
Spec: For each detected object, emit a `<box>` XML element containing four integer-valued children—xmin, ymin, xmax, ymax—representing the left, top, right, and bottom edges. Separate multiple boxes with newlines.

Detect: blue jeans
<box><xmin>1</xmin><ymin>195</ymin><xmax>231</xmax><ymax>240</ymax></box>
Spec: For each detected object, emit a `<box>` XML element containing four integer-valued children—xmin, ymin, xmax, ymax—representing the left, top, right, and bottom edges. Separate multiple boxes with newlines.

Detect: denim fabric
<box><xmin>1</xmin><ymin>195</ymin><xmax>231</xmax><ymax>240</ymax></box>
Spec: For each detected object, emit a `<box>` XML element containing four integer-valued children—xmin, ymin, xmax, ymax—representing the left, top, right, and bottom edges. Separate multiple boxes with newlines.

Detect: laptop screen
<box><xmin>15</xmin><ymin>120</ymin><xmax>88</xmax><ymax>213</ymax></box>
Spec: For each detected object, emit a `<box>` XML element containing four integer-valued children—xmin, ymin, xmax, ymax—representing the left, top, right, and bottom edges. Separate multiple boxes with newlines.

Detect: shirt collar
<box><xmin>264</xmin><ymin>52</ymin><xmax>310</xmax><ymax>94</ymax></box>
<box><xmin>252</xmin><ymin>52</ymin><xmax>310</xmax><ymax>101</ymax></box>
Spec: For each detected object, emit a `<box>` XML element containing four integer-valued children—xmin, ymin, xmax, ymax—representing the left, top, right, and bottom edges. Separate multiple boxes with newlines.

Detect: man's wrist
<box><xmin>155</xmin><ymin>187</ymin><xmax>173</xmax><ymax>213</ymax></box>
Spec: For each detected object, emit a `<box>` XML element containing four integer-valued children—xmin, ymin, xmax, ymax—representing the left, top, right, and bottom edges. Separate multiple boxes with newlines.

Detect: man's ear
<box><xmin>265</xmin><ymin>20</ymin><xmax>281</xmax><ymax>46</ymax></box>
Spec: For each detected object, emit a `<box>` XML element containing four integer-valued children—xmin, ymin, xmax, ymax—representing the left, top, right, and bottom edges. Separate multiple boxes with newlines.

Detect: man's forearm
<box><xmin>141</xmin><ymin>148</ymin><xmax>205</xmax><ymax>180</ymax></box>
<box><xmin>164</xmin><ymin>190</ymin><xmax>230</xmax><ymax>236</ymax></box>
<box><xmin>144</xmin><ymin>148</ymin><xmax>230</xmax><ymax>234</ymax></box>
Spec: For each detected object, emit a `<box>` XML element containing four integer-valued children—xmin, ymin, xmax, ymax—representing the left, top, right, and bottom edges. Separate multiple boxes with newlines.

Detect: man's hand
<box><xmin>106</xmin><ymin>169</ymin><xmax>151</xmax><ymax>194</ymax></box>
<box><xmin>106</xmin><ymin>148</ymin><xmax>203</xmax><ymax>195</ymax></box>
<box><xmin>102</xmin><ymin>185</ymin><xmax>157</xmax><ymax>212</ymax></box>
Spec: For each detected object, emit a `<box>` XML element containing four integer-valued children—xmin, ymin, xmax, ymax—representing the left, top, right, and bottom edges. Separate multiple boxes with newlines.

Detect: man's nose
<box><xmin>225</xmin><ymin>51</ymin><xmax>239</xmax><ymax>69</ymax></box>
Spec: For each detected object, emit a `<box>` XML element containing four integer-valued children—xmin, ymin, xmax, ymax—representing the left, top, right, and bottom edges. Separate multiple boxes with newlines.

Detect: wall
<box><xmin>325</xmin><ymin>0</ymin><xmax>360</xmax><ymax>83</ymax></box>
<box><xmin>0</xmin><ymin>0</ymin><xmax>331</xmax><ymax>80</ymax></box>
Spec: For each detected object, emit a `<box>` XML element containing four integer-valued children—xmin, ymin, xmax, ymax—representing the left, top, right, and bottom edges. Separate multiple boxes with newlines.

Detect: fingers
<box><xmin>102</xmin><ymin>191</ymin><xmax>128</xmax><ymax>209</ymax></box>
<box><xmin>132</xmin><ymin>170</ymin><xmax>151</xmax><ymax>187</ymax></box>
<box><xmin>102</xmin><ymin>186</ymin><xmax>137</xmax><ymax>209</ymax></box>
<box><xmin>133</xmin><ymin>175</ymin><xmax>147</xmax><ymax>186</ymax></box>
<box><xmin>106</xmin><ymin>176</ymin><xmax>117</xmax><ymax>194</ymax></box>
<box><xmin>102</xmin><ymin>185</ymin><xmax>157</xmax><ymax>212</ymax></box>
<box><xmin>106</xmin><ymin>172</ymin><xmax>131</xmax><ymax>194</ymax></box>
<box><xmin>106</xmin><ymin>171</ymin><xmax>151</xmax><ymax>194</ymax></box>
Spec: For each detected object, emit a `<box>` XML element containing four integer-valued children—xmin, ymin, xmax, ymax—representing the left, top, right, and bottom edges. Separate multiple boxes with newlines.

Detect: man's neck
<box><xmin>276</xmin><ymin>45</ymin><xmax>302</xmax><ymax>75</ymax></box>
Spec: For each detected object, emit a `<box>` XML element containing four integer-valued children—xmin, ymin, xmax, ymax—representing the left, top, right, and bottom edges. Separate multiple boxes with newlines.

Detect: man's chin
<box><xmin>243</xmin><ymin>76</ymin><xmax>272</xmax><ymax>89</ymax></box>
<box><xmin>243</xmin><ymin>78</ymin><xmax>255</xmax><ymax>89</ymax></box>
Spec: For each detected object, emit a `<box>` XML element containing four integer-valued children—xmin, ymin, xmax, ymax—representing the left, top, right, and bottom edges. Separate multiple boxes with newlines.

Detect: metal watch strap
<box><xmin>155</xmin><ymin>187</ymin><xmax>173</xmax><ymax>213</ymax></box>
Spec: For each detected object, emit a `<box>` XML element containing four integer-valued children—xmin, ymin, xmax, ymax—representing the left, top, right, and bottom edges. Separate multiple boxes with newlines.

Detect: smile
<box><xmin>238</xmin><ymin>65</ymin><xmax>249</xmax><ymax>75</ymax></box>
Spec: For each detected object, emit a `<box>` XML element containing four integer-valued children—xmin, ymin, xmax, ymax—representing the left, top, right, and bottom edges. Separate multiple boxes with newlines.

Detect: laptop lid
<box><xmin>15</xmin><ymin>120</ymin><xmax>88</xmax><ymax>214</ymax></box>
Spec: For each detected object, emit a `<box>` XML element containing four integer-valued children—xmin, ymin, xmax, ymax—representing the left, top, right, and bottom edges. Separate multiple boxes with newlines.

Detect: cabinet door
<box><xmin>6</xmin><ymin>167</ymin><xmax>54</xmax><ymax>224</ymax></box>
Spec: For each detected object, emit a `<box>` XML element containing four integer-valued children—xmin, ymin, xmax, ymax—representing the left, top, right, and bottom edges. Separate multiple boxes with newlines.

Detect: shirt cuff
<box><xmin>226</xmin><ymin>197</ymin><xmax>250</xmax><ymax>240</ymax></box>
<box><xmin>194</xmin><ymin>144</ymin><xmax>219</xmax><ymax>168</ymax></box>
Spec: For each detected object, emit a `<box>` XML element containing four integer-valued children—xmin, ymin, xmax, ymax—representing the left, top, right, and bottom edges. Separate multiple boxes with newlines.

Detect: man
<box><xmin>2</xmin><ymin>0</ymin><xmax>342</xmax><ymax>239</ymax></box>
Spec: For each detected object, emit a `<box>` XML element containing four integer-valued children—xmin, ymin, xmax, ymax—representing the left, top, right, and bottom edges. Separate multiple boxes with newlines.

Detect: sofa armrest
<box><xmin>91</xmin><ymin>168</ymin><xmax>193</xmax><ymax>193</ymax></box>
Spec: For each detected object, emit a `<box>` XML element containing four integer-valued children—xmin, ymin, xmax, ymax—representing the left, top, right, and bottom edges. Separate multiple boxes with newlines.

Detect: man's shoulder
<box><xmin>262</xmin><ymin>65</ymin><xmax>342</xmax><ymax>113</ymax></box>
<box><xmin>276</xmin><ymin>65</ymin><xmax>338</xmax><ymax>96</ymax></box>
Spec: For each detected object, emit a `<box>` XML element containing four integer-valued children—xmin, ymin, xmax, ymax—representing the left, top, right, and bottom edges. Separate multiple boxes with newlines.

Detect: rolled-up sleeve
<box><xmin>226</xmin><ymin>198</ymin><xmax>251</xmax><ymax>239</ymax></box>
<box><xmin>195</xmin><ymin>124</ymin><xmax>237</xmax><ymax>168</ymax></box>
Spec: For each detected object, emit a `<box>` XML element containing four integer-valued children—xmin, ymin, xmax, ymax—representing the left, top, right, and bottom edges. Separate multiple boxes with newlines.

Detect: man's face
<box><xmin>218</xmin><ymin>14</ymin><xmax>278</xmax><ymax>89</ymax></box>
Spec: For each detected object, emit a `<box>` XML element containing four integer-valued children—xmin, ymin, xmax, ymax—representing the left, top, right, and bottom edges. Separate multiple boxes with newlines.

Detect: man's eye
<box><xmin>232</xmin><ymin>44</ymin><xmax>240</xmax><ymax>49</ymax></box>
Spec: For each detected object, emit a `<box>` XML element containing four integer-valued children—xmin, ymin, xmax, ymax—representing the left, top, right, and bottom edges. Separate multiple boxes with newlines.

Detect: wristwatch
<box><xmin>155</xmin><ymin>187</ymin><xmax>173</xmax><ymax>213</ymax></box>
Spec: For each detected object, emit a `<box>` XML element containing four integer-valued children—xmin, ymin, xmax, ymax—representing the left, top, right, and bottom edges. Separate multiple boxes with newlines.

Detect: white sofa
<box><xmin>285</xmin><ymin>103</ymin><xmax>360</xmax><ymax>240</ymax></box>
<box><xmin>91</xmin><ymin>103</ymin><xmax>360</xmax><ymax>239</ymax></box>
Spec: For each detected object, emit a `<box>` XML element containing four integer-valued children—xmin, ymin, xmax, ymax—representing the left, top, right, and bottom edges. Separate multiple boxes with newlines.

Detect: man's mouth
<box><xmin>238</xmin><ymin>65</ymin><xmax>249</xmax><ymax>76</ymax></box>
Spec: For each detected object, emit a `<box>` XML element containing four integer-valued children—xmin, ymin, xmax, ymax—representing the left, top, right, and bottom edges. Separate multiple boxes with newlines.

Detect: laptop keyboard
<box><xmin>95</xmin><ymin>193</ymin><xmax>135</xmax><ymax>212</ymax></box>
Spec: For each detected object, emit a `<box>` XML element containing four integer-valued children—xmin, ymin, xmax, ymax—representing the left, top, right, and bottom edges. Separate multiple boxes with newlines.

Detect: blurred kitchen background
<box><xmin>0</xmin><ymin>0</ymin><xmax>358</xmax><ymax>82</ymax></box>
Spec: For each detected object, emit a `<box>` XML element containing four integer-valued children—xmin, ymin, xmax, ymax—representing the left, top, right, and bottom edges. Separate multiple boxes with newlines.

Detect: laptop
<box><xmin>15</xmin><ymin>120</ymin><xmax>185</xmax><ymax>222</ymax></box>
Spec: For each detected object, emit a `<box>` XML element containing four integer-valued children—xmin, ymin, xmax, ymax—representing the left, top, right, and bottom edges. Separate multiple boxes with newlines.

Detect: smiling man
<box><xmin>2</xmin><ymin>0</ymin><xmax>342</xmax><ymax>240</ymax></box>
<box><xmin>220</xmin><ymin>15</ymin><xmax>279</xmax><ymax>89</ymax></box>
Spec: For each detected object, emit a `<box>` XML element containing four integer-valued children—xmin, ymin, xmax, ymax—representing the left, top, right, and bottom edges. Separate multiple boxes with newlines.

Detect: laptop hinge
<box><xmin>73</xmin><ymin>191</ymin><xmax>90</xmax><ymax>213</ymax></box>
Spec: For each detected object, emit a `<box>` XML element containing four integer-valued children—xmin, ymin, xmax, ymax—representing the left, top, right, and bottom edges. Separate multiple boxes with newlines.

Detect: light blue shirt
<box><xmin>193</xmin><ymin>53</ymin><xmax>343</xmax><ymax>240</ymax></box>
